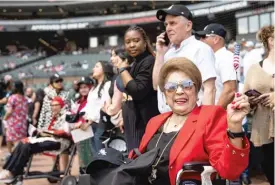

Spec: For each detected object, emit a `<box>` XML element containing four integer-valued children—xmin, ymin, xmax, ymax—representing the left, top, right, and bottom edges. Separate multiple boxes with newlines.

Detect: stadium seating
<box><xmin>1</xmin><ymin>53</ymin><xmax>110</xmax><ymax>79</ymax></box>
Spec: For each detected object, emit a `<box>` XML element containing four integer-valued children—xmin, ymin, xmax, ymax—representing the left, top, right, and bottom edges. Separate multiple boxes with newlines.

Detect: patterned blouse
<box><xmin>37</xmin><ymin>86</ymin><xmax>69</xmax><ymax>130</ymax></box>
<box><xmin>5</xmin><ymin>94</ymin><xmax>28</xmax><ymax>141</ymax></box>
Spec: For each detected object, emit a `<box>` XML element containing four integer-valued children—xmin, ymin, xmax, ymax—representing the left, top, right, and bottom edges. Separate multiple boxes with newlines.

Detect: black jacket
<box><xmin>125</xmin><ymin>51</ymin><xmax>160</xmax><ymax>125</ymax></box>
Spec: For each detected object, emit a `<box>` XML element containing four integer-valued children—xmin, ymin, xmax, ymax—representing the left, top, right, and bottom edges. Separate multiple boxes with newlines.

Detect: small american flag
<box><xmin>233</xmin><ymin>43</ymin><xmax>240</xmax><ymax>71</ymax></box>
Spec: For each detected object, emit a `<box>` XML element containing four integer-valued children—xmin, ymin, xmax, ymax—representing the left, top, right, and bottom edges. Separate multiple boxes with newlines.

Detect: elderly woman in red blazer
<box><xmin>130</xmin><ymin>57</ymin><xmax>250</xmax><ymax>185</ymax></box>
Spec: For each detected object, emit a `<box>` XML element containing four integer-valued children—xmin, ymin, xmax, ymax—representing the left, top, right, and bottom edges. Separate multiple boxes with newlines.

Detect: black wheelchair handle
<box><xmin>182</xmin><ymin>161</ymin><xmax>211</xmax><ymax>173</ymax></box>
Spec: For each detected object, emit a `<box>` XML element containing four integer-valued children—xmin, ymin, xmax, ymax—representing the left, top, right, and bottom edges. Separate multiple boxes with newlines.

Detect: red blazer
<box><xmin>130</xmin><ymin>105</ymin><xmax>250</xmax><ymax>185</ymax></box>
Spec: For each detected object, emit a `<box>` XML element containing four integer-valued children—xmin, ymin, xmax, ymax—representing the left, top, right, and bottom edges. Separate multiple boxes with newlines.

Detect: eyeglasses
<box><xmin>164</xmin><ymin>80</ymin><xmax>195</xmax><ymax>93</ymax></box>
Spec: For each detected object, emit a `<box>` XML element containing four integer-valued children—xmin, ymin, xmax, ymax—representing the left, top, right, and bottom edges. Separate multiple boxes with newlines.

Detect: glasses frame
<box><xmin>164</xmin><ymin>80</ymin><xmax>195</xmax><ymax>93</ymax></box>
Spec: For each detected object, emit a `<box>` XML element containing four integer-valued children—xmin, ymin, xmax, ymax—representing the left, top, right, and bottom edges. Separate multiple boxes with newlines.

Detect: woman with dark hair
<box><xmin>3</xmin><ymin>80</ymin><xmax>28</xmax><ymax>154</ymax></box>
<box><xmin>101</xmin><ymin>49</ymin><xmax>133</xmax><ymax>132</ymax></box>
<box><xmin>84</xmin><ymin>61</ymin><xmax>114</xmax><ymax>153</ymax></box>
<box><xmin>116</xmin><ymin>26</ymin><xmax>159</xmax><ymax>151</ymax></box>
<box><xmin>32</xmin><ymin>88</ymin><xmax>45</xmax><ymax>126</ymax></box>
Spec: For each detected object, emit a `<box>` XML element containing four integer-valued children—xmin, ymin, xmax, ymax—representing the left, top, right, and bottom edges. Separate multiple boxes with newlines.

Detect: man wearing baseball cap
<box><xmin>153</xmin><ymin>4</ymin><xmax>217</xmax><ymax>113</ymax></box>
<box><xmin>196</xmin><ymin>23</ymin><xmax>237</xmax><ymax>109</ymax></box>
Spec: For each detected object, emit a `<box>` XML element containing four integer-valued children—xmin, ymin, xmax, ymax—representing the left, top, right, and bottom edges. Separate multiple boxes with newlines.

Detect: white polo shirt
<box><xmin>158</xmin><ymin>35</ymin><xmax>217</xmax><ymax>113</ymax></box>
<box><xmin>214</xmin><ymin>47</ymin><xmax>237</xmax><ymax>104</ymax></box>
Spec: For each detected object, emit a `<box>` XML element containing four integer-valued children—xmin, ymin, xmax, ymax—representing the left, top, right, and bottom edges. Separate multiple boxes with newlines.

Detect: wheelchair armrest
<box><xmin>176</xmin><ymin>161</ymin><xmax>216</xmax><ymax>185</ymax></box>
<box><xmin>182</xmin><ymin>161</ymin><xmax>211</xmax><ymax>173</ymax></box>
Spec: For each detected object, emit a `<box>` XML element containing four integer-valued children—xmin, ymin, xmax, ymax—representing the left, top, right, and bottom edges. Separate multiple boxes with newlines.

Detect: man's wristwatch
<box><xmin>227</xmin><ymin>128</ymin><xmax>245</xmax><ymax>139</ymax></box>
<box><xmin>118</xmin><ymin>67</ymin><xmax>127</xmax><ymax>74</ymax></box>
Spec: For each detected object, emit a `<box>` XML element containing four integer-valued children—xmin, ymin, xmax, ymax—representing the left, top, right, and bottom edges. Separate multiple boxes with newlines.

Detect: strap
<box><xmin>133</xmin><ymin>148</ymin><xmax>142</xmax><ymax>157</ymax></box>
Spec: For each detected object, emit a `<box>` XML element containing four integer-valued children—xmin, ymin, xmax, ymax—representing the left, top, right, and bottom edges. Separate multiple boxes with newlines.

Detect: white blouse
<box><xmin>84</xmin><ymin>81</ymin><xmax>111</xmax><ymax>123</ymax></box>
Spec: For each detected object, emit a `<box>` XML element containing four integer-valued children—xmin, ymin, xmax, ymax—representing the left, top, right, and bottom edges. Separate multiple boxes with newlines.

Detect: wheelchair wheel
<box><xmin>47</xmin><ymin>160</ymin><xmax>60</xmax><ymax>183</ymax></box>
<box><xmin>47</xmin><ymin>177</ymin><xmax>59</xmax><ymax>183</ymax></box>
<box><xmin>60</xmin><ymin>176</ymin><xmax>77</xmax><ymax>185</ymax></box>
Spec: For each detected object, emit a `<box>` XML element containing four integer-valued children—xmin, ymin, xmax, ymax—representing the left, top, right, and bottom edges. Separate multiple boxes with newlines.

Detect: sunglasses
<box><xmin>164</xmin><ymin>80</ymin><xmax>195</xmax><ymax>92</ymax></box>
<box><xmin>54</xmin><ymin>80</ymin><xmax>63</xmax><ymax>83</ymax></box>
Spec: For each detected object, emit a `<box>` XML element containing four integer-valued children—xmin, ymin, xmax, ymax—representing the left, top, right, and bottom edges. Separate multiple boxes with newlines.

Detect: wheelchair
<box><xmin>59</xmin><ymin>161</ymin><xmax>226</xmax><ymax>185</ymax></box>
<box><xmin>5</xmin><ymin>143</ymin><xmax>77</xmax><ymax>185</ymax></box>
<box><xmin>59</xmin><ymin>125</ymin><xmax>128</xmax><ymax>185</ymax></box>
<box><xmin>101</xmin><ymin>126</ymin><xmax>127</xmax><ymax>155</ymax></box>
<box><xmin>99</xmin><ymin>110</ymin><xmax>128</xmax><ymax>156</ymax></box>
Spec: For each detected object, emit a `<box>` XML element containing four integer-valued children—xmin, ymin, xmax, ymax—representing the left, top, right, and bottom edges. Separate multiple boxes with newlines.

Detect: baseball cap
<box><xmin>86</xmin><ymin>148</ymin><xmax>129</xmax><ymax>175</ymax></box>
<box><xmin>245</xmin><ymin>41</ymin><xmax>254</xmax><ymax>48</ymax></box>
<box><xmin>77</xmin><ymin>76</ymin><xmax>95</xmax><ymax>86</ymax></box>
<box><xmin>156</xmin><ymin>4</ymin><xmax>193</xmax><ymax>22</ymax></box>
<box><xmin>195</xmin><ymin>23</ymin><xmax>227</xmax><ymax>39</ymax></box>
<box><xmin>49</xmin><ymin>73</ymin><xmax>63</xmax><ymax>84</ymax></box>
<box><xmin>52</xmin><ymin>96</ymin><xmax>65</xmax><ymax>108</ymax></box>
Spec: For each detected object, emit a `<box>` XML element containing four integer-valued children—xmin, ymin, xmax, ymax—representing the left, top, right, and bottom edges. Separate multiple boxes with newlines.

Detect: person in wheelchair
<box><xmin>128</xmin><ymin>58</ymin><xmax>250</xmax><ymax>185</ymax></box>
<box><xmin>0</xmin><ymin>96</ymin><xmax>71</xmax><ymax>182</ymax></box>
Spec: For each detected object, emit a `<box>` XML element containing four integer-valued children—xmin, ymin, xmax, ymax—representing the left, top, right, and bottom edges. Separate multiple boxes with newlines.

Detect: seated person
<box><xmin>0</xmin><ymin>96</ymin><xmax>71</xmax><ymax>182</ymax></box>
<box><xmin>129</xmin><ymin>57</ymin><xmax>250</xmax><ymax>185</ymax></box>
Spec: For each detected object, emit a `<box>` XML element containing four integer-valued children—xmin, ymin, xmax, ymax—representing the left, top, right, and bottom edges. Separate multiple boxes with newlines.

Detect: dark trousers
<box><xmin>122</xmin><ymin>101</ymin><xmax>145</xmax><ymax>151</ymax></box>
<box><xmin>3</xmin><ymin>141</ymin><xmax>61</xmax><ymax>176</ymax></box>
<box><xmin>261</xmin><ymin>142</ymin><xmax>274</xmax><ymax>185</ymax></box>
<box><xmin>91</xmin><ymin>124</ymin><xmax>104</xmax><ymax>154</ymax></box>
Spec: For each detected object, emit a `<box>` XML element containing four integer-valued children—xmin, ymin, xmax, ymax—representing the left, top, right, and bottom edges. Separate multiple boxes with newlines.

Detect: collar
<box><xmin>133</xmin><ymin>51</ymin><xmax>150</xmax><ymax>63</ymax></box>
<box><xmin>171</xmin><ymin>35</ymin><xmax>195</xmax><ymax>51</ymax></box>
<box><xmin>78</xmin><ymin>96</ymin><xmax>88</xmax><ymax>103</ymax></box>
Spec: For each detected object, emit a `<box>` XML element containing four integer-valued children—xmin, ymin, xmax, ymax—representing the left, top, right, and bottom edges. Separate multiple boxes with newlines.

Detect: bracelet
<box><xmin>118</xmin><ymin>67</ymin><xmax>127</xmax><ymax>74</ymax></box>
<box><xmin>227</xmin><ymin>128</ymin><xmax>245</xmax><ymax>139</ymax></box>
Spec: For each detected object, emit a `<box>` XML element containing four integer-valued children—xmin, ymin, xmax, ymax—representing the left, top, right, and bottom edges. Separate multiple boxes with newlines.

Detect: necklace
<box><xmin>171</xmin><ymin>116</ymin><xmax>187</xmax><ymax>128</ymax></box>
<box><xmin>148</xmin><ymin>117</ymin><xmax>181</xmax><ymax>184</ymax></box>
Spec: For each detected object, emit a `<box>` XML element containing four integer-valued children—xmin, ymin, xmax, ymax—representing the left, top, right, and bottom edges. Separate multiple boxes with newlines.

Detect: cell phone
<box><xmin>244</xmin><ymin>89</ymin><xmax>262</xmax><ymax>97</ymax></box>
<box><xmin>163</xmin><ymin>32</ymin><xmax>170</xmax><ymax>46</ymax></box>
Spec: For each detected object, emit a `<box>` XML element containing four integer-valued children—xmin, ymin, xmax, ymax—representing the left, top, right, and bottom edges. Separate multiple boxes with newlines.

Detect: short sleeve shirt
<box><xmin>158</xmin><ymin>36</ymin><xmax>217</xmax><ymax>113</ymax></box>
<box><xmin>214</xmin><ymin>47</ymin><xmax>237</xmax><ymax>104</ymax></box>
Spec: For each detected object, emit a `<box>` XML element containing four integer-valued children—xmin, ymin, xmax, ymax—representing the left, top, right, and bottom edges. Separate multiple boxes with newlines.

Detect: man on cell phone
<box><xmin>196</xmin><ymin>23</ymin><xmax>237</xmax><ymax>109</ymax></box>
<box><xmin>152</xmin><ymin>4</ymin><xmax>217</xmax><ymax>113</ymax></box>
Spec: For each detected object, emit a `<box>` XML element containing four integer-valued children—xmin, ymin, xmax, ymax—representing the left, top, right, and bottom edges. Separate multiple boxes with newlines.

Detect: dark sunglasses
<box><xmin>164</xmin><ymin>80</ymin><xmax>195</xmax><ymax>92</ymax></box>
<box><xmin>54</xmin><ymin>80</ymin><xmax>63</xmax><ymax>83</ymax></box>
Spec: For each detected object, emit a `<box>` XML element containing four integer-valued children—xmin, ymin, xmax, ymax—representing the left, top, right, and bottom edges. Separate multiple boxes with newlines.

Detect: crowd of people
<box><xmin>0</xmin><ymin>4</ymin><xmax>273</xmax><ymax>185</ymax></box>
